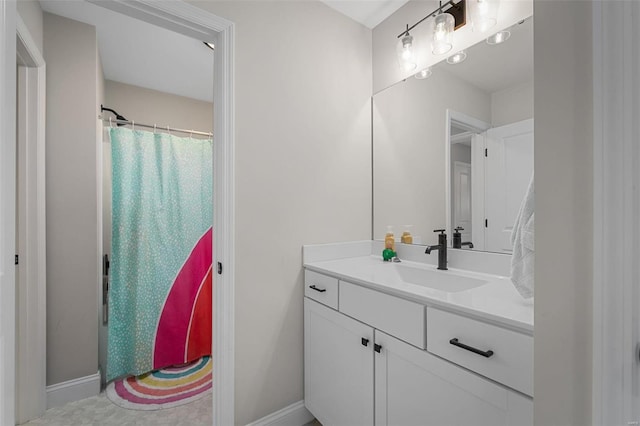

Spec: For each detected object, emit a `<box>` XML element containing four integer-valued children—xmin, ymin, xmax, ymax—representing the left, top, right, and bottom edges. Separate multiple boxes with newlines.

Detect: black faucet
<box><xmin>425</xmin><ymin>229</ymin><xmax>448</xmax><ymax>270</ymax></box>
<box><xmin>452</xmin><ymin>226</ymin><xmax>474</xmax><ymax>249</ymax></box>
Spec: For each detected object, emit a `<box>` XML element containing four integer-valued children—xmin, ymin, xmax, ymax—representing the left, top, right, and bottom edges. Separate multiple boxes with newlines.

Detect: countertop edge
<box><xmin>304</xmin><ymin>262</ymin><xmax>534</xmax><ymax>336</ymax></box>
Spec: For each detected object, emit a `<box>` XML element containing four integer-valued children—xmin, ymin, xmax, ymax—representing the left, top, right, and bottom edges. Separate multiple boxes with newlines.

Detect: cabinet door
<box><xmin>305</xmin><ymin>298</ymin><xmax>374</xmax><ymax>426</ymax></box>
<box><xmin>374</xmin><ymin>331</ymin><xmax>532</xmax><ymax>426</ymax></box>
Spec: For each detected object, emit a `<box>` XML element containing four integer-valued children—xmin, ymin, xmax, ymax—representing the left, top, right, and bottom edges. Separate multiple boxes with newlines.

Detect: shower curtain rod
<box><xmin>98</xmin><ymin>115</ymin><xmax>213</xmax><ymax>137</ymax></box>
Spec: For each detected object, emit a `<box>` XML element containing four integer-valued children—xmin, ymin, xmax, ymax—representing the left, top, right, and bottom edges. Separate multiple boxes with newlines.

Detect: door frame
<box><xmin>1</xmin><ymin>1</ymin><xmax>236</xmax><ymax>425</ymax></box>
<box><xmin>89</xmin><ymin>3</ymin><xmax>236</xmax><ymax>425</ymax></box>
<box><xmin>592</xmin><ymin>1</ymin><xmax>639</xmax><ymax>424</ymax></box>
<box><xmin>0</xmin><ymin>1</ymin><xmax>17</xmax><ymax>424</ymax></box>
<box><xmin>15</xmin><ymin>13</ymin><xmax>47</xmax><ymax>423</ymax></box>
<box><xmin>445</xmin><ymin>109</ymin><xmax>490</xmax><ymax>247</ymax></box>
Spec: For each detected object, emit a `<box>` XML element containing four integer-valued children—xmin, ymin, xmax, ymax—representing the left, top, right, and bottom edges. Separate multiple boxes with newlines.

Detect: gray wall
<box><xmin>534</xmin><ymin>1</ymin><xmax>592</xmax><ymax>425</ymax></box>
<box><xmin>491</xmin><ymin>81</ymin><xmax>534</xmax><ymax>127</ymax></box>
<box><xmin>187</xmin><ymin>2</ymin><xmax>372</xmax><ymax>424</ymax></box>
<box><xmin>43</xmin><ymin>12</ymin><xmax>100</xmax><ymax>386</ymax></box>
<box><xmin>104</xmin><ymin>80</ymin><xmax>213</xmax><ymax>135</ymax></box>
<box><xmin>17</xmin><ymin>0</ymin><xmax>43</xmax><ymax>55</ymax></box>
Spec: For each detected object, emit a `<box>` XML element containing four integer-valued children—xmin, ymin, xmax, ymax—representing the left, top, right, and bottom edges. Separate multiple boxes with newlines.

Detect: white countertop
<box><xmin>304</xmin><ymin>255</ymin><xmax>534</xmax><ymax>334</ymax></box>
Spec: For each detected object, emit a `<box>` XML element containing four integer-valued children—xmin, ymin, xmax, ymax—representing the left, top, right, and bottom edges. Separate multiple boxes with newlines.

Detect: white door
<box><xmin>374</xmin><ymin>331</ymin><xmax>532</xmax><ymax>426</ymax></box>
<box><xmin>304</xmin><ymin>298</ymin><xmax>374</xmax><ymax>426</ymax></box>
<box><xmin>471</xmin><ymin>133</ymin><xmax>486</xmax><ymax>251</ymax></box>
<box><xmin>0</xmin><ymin>1</ymin><xmax>17</xmax><ymax>424</ymax></box>
<box><xmin>452</xmin><ymin>161</ymin><xmax>472</xmax><ymax>242</ymax></box>
<box><xmin>485</xmin><ymin>119</ymin><xmax>534</xmax><ymax>253</ymax></box>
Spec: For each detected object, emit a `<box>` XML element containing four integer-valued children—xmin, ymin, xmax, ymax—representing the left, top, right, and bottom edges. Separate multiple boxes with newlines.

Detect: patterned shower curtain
<box><xmin>107</xmin><ymin>127</ymin><xmax>213</xmax><ymax>382</ymax></box>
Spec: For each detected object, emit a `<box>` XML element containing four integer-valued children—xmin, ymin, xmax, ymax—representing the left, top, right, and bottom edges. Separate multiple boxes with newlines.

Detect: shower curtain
<box><xmin>107</xmin><ymin>127</ymin><xmax>213</xmax><ymax>382</ymax></box>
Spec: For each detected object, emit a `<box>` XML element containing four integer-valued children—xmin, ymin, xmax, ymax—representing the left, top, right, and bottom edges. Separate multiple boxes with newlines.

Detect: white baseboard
<box><xmin>246</xmin><ymin>400</ymin><xmax>315</xmax><ymax>426</ymax></box>
<box><xmin>46</xmin><ymin>371</ymin><xmax>101</xmax><ymax>409</ymax></box>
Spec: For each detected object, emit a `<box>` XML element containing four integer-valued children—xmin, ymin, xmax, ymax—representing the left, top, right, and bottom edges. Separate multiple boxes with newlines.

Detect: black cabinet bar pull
<box><xmin>361</xmin><ymin>338</ymin><xmax>369</xmax><ymax>347</ymax></box>
<box><xmin>374</xmin><ymin>344</ymin><xmax>382</xmax><ymax>353</ymax></box>
<box><xmin>449</xmin><ymin>338</ymin><xmax>494</xmax><ymax>358</ymax></box>
<box><xmin>309</xmin><ymin>285</ymin><xmax>326</xmax><ymax>293</ymax></box>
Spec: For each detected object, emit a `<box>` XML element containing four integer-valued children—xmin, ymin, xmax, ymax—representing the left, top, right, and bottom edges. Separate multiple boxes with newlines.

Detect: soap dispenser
<box><xmin>453</xmin><ymin>226</ymin><xmax>463</xmax><ymax>248</ymax></box>
<box><xmin>383</xmin><ymin>226</ymin><xmax>397</xmax><ymax>261</ymax></box>
<box><xmin>384</xmin><ymin>226</ymin><xmax>396</xmax><ymax>251</ymax></box>
<box><xmin>401</xmin><ymin>225</ymin><xmax>413</xmax><ymax>244</ymax></box>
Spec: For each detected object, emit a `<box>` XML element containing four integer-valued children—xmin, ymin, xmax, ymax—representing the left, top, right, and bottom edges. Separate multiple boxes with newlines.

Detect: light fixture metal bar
<box><xmin>396</xmin><ymin>0</ymin><xmax>466</xmax><ymax>38</ymax></box>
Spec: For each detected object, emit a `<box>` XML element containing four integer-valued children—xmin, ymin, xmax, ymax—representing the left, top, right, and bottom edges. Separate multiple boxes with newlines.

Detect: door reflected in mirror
<box><xmin>373</xmin><ymin>17</ymin><xmax>533</xmax><ymax>254</ymax></box>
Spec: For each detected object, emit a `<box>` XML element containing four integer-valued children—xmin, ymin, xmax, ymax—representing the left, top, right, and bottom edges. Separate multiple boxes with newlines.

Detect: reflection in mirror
<box><xmin>373</xmin><ymin>17</ymin><xmax>533</xmax><ymax>254</ymax></box>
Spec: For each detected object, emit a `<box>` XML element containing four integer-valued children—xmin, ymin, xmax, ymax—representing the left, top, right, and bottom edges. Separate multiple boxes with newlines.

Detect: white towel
<box><xmin>510</xmin><ymin>174</ymin><xmax>535</xmax><ymax>299</ymax></box>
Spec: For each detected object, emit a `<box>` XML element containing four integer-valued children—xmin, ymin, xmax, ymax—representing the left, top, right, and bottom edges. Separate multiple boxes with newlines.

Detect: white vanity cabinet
<box><xmin>303</xmin><ymin>269</ymin><xmax>533</xmax><ymax>426</ymax></box>
<box><xmin>374</xmin><ymin>330</ymin><xmax>533</xmax><ymax>426</ymax></box>
<box><xmin>304</xmin><ymin>298</ymin><xmax>374</xmax><ymax>426</ymax></box>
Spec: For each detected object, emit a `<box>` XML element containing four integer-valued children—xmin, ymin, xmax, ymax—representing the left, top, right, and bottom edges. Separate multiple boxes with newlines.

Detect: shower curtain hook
<box><xmin>167</xmin><ymin>125</ymin><xmax>171</xmax><ymax>136</ymax></box>
<box><xmin>190</xmin><ymin>130</ymin><xmax>193</xmax><ymax>139</ymax></box>
<box><xmin>132</xmin><ymin>120</ymin><xmax>135</xmax><ymax>131</ymax></box>
<box><xmin>109</xmin><ymin>117</ymin><xmax>112</xmax><ymax>128</ymax></box>
<box><xmin>153</xmin><ymin>124</ymin><xmax>157</xmax><ymax>134</ymax></box>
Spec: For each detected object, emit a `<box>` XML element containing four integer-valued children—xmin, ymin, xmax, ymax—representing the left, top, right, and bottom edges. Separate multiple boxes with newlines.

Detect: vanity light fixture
<box><xmin>395</xmin><ymin>0</ymin><xmax>467</xmax><ymax>69</ymax></box>
<box><xmin>415</xmin><ymin>67</ymin><xmax>433</xmax><ymax>79</ymax></box>
<box><xmin>396</xmin><ymin>25</ymin><xmax>417</xmax><ymax>71</ymax></box>
<box><xmin>432</xmin><ymin>10</ymin><xmax>455</xmax><ymax>55</ymax></box>
<box><xmin>446</xmin><ymin>50</ymin><xmax>467</xmax><ymax>64</ymax></box>
<box><xmin>469</xmin><ymin>0</ymin><xmax>499</xmax><ymax>33</ymax></box>
<box><xmin>486</xmin><ymin>30</ymin><xmax>510</xmax><ymax>45</ymax></box>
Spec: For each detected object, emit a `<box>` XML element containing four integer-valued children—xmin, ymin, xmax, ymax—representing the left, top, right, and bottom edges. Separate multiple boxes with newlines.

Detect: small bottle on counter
<box><xmin>383</xmin><ymin>226</ymin><xmax>397</xmax><ymax>261</ymax></box>
<box><xmin>401</xmin><ymin>225</ymin><xmax>413</xmax><ymax>244</ymax></box>
<box><xmin>385</xmin><ymin>226</ymin><xmax>396</xmax><ymax>251</ymax></box>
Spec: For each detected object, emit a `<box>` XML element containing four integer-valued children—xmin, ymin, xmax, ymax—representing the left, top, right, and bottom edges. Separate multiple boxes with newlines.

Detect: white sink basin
<box><xmin>394</xmin><ymin>264</ymin><xmax>488</xmax><ymax>293</ymax></box>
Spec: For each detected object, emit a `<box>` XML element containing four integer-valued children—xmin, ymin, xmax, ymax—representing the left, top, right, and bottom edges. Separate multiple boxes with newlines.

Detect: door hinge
<box><xmin>14</xmin><ymin>255</ymin><xmax>19</xmax><ymax>265</ymax></box>
<box><xmin>485</xmin><ymin>219</ymin><xmax>488</xmax><ymax>228</ymax></box>
<box><xmin>485</xmin><ymin>148</ymin><xmax>488</xmax><ymax>157</ymax></box>
<box><xmin>217</xmin><ymin>262</ymin><xmax>223</xmax><ymax>275</ymax></box>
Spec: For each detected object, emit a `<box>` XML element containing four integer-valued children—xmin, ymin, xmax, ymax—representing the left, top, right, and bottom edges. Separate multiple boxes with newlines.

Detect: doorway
<box><xmin>0</xmin><ymin>2</ymin><xmax>235</xmax><ymax>425</ymax></box>
<box><xmin>15</xmin><ymin>14</ymin><xmax>47</xmax><ymax>424</ymax></box>
<box><xmin>446</xmin><ymin>110</ymin><xmax>534</xmax><ymax>253</ymax></box>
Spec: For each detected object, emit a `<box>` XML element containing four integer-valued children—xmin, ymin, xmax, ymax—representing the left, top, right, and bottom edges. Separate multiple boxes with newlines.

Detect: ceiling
<box><xmin>39</xmin><ymin>0</ymin><xmax>214</xmax><ymax>102</ymax></box>
<box><xmin>37</xmin><ymin>1</ymin><xmax>530</xmax><ymax>103</ymax></box>
<box><xmin>319</xmin><ymin>0</ymin><xmax>410</xmax><ymax>28</ymax></box>
<box><xmin>37</xmin><ymin>0</ymin><xmax>404</xmax><ymax>104</ymax></box>
<box><xmin>435</xmin><ymin>18</ymin><xmax>534</xmax><ymax>94</ymax></box>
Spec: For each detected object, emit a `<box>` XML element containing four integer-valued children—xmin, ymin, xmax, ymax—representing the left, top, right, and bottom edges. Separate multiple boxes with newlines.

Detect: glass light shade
<box><xmin>431</xmin><ymin>12</ymin><xmax>454</xmax><ymax>55</ymax></box>
<box><xmin>470</xmin><ymin>0</ymin><xmax>499</xmax><ymax>33</ymax></box>
<box><xmin>446</xmin><ymin>50</ymin><xmax>467</xmax><ymax>64</ymax></box>
<box><xmin>486</xmin><ymin>30</ymin><xmax>510</xmax><ymax>45</ymax></box>
<box><xmin>415</xmin><ymin>67</ymin><xmax>432</xmax><ymax>79</ymax></box>
<box><xmin>396</xmin><ymin>33</ymin><xmax>417</xmax><ymax>71</ymax></box>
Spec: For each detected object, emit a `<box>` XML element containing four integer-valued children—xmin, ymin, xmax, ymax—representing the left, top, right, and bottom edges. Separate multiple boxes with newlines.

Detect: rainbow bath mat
<box><xmin>106</xmin><ymin>356</ymin><xmax>212</xmax><ymax>410</ymax></box>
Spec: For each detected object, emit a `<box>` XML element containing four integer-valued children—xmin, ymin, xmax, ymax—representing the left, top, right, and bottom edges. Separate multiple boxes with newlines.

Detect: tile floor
<box><xmin>21</xmin><ymin>392</ymin><xmax>212</xmax><ymax>426</ymax></box>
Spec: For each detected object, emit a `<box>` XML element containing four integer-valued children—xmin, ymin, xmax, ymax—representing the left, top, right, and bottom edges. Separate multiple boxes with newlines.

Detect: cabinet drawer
<box><xmin>426</xmin><ymin>307</ymin><xmax>533</xmax><ymax>396</ymax></box>
<box><xmin>304</xmin><ymin>270</ymin><xmax>338</xmax><ymax>309</ymax></box>
<box><xmin>340</xmin><ymin>281</ymin><xmax>425</xmax><ymax>348</ymax></box>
